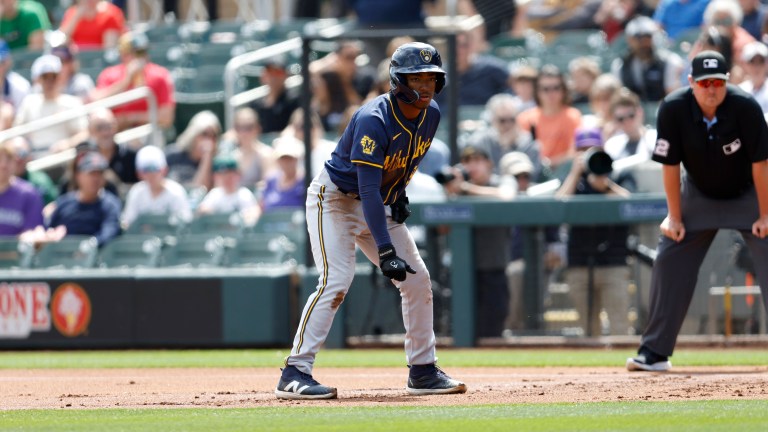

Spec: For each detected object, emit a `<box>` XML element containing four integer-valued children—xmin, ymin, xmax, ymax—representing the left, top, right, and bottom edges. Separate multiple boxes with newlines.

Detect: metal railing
<box><xmin>0</xmin><ymin>87</ymin><xmax>160</xmax><ymax>173</ymax></box>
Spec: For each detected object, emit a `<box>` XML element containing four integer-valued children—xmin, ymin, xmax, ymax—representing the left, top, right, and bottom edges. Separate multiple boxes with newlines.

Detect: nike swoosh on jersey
<box><xmin>393</xmin><ymin>132</ymin><xmax>403</xmax><ymax>140</ymax></box>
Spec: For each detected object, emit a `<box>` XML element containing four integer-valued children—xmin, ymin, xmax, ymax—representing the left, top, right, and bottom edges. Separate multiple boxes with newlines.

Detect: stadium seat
<box><xmin>488</xmin><ymin>35</ymin><xmax>528</xmax><ymax>61</ymax></box>
<box><xmin>187</xmin><ymin>212</ymin><xmax>249</xmax><ymax>235</ymax></box>
<box><xmin>223</xmin><ymin>232</ymin><xmax>293</xmax><ymax>267</ymax></box>
<box><xmin>173</xmin><ymin>92</ymin><xmax>226</xmax><ymax>137</ymax></box>
<box><xmin>30</xmin><ymin>236</ymin><xmax>99</xmax><ymax>269</ymax></box>
<box><xmin>143</xmin><ymin>23</ymin><xmax>183</xmax><ymax>43</ymax></box>
<box><xmin>160</xmin><ymin>233</ymin><xmax>227</xmax><ymax>267</ymax></box>
<box><xmin>98</xmin><ymin>234</ymin><xmax>163</xmax><ymax>268</ymax></box>
<box><xmin>124</xmin><ymin>213</ymin><xmax>188</xmax><ymax>238</ymax></box>
<box><xmin>0</xmin><ymin>238</ymin><xmax>34</xmax><ymax>269</ymax></box>
<box><xmin>251</xmin><ymin>209</ymin><xmax>307</xmax><ymax>264</ymax></box>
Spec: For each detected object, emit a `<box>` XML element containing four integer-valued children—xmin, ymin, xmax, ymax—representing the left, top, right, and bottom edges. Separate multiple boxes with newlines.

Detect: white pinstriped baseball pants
<box><xmin>287</xmin><ymin>169</ymin><xmax>436</xmax><ymax>374</ymax></box>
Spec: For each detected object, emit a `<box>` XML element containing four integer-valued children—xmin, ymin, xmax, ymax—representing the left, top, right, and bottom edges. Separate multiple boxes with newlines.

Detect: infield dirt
<box><xmin>1</xmin><ymin>366</ymin><xmax>767</xmax><ymax>409</ymax></box>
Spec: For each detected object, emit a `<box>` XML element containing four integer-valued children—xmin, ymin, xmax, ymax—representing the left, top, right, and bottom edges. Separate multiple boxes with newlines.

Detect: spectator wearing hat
<box><xmin>0</xmin><ymin>0</ymin><xmax>50</xmax><ymax>51</ymax></box>
<box><xmin>59</xmin><ymin>0</ymin><xmax>126</xmax><ymax>50</ymax></box>
<box><xmin>46</xmin><ymin>150</ymin><xmax>122</xmax><ymax>247</ymax></box>
<box><xmin>611</xmin><ymin>15</ymin><xmax>685</xmax><ymax>102</ymax></box>
<box><xmin>14</xmin><ymin>54</ymin><xmax>89</xmax><ymax>157</ymax></box>
<box><xmin>0</xmin><ymin>139</ymin><xmax>43</xmax><ymax>236</ymax></box>
<box><xmin>121</xmin><ymin>145</ymin><xmax>191</xmax><ymax>230</ymax></box>
<box><xmin>9</xmin><ymin>136</ymin><xmax>57</xmax><ymax>204</ymax></box>
<box><xmin>259</xmin><ymin>136</ymin><xmax>306</xmax><ymax>213</ymax></box>
<box><xmin>740</xmin><ymin>0</ymin><xmax>767</xmax><ymax>41</ymax></box>
<box><xmin>555</xmin><ymin>127</ymin><xmax>634</xmax><ymax>336</ymax></box>
<box><xmin>738</xmin><ymin>41</ymin><xmax>768</xmax><ymax>113</ymax></box>
<box><xmin>0</xmin><ymin>39</ymin><xmax>30</xmax><ymax>110</ymax></box>
<box><xmin>249</xmin><ymin>57</ymin><xmax>299</xmax><ymax>134</ymax></box>
<box><xmin>509</xmin><ymin>64</ymin><xmax>538</xmax><ymax>113</ymax></box>
<box><xmin>77</xmin><ymin>108</ymin><xmax>138</xmax><ymax>195</ymax></box>
<box><xmin>50</xmin><ymin>44</ymin><xmax>95</xmax><ymax>101</ymax></box>
<box><xmin>441</xmin><ymin>142</ymin><xmax>515</xmax><ymax>338</ymax></box>
<box><xmin>197</xmin><ymin>155</ymin><xmax>260</xmax><ymax>225</ymax></box>
<box><xmin>91</xmin><ymin>31</ymin><xmax>175</xmax><ymax>131</ymax></box>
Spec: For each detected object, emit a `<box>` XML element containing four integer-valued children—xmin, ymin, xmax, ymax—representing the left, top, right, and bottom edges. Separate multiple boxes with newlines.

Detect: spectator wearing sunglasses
<box><xmin>603</xmin><ymin>87</ymin><xmax>657</xmax><ymax>162</ymax></box>
<box><xmin>610</xmin><ymin>16</ymin><xmax>684</xmax><ymax>103</ymax></box>
<box><xmin>77</xmin><ymin>108</ymin><xmax>138</xmax><ymax>193</ymax></box>
<box><xmin>14</xmin><ymin>54</ymin><xmax>89</xmax><ymax>157</ymax></box>
<box><xmin>628</xmin><ymin>50</ymin><xmax>768</xmax><ymax>372</ymax></box>
<box><xmin>165</xmin><ymin>110</ymin><xmax>221</xmax><ymax>193</ymax></box>
<box><xmin>738</xmin><ymin>41</ymin><xmax>768</xmax><ymax>113</ymax></box>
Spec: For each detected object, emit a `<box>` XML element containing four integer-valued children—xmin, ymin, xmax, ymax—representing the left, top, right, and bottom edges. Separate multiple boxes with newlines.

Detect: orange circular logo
<box><xmin>51</xmin><ymin>283</ymin><xmax>91</xmax><ymax>337</ymax></box>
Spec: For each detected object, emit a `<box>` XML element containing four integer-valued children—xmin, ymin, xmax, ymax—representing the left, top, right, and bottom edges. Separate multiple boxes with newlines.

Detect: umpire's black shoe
<box><xmin>275</xmin><ymin>365</ymin><xmax>338</xmax><ymax>400</ymax></box>
<box><xmin>406</xmin><ymin>364</ymin><xmax>467</xmax><ymax>395</ymax></box>
<box><xmin>626</xmin><ymin>347</ymin><xmax>672</xmax><ymax>372</ymax></box>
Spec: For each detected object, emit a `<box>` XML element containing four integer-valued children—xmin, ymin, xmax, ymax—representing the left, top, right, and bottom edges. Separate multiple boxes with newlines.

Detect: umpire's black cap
<box><xmin>691</xmin><ymin>50</ymin><xmax>729</xmax><ymax>81</ymax></box>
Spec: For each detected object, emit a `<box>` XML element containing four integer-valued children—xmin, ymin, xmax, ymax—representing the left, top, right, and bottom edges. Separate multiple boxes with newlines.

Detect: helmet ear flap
<box><xmin>435</xmin><ymin>74</ymin><xmax>446</xmax><ymax>95</ymax></box>
<box><xmin>390</xmin><ymin>72</ymin><xmax>419</xmax><ymax>104</ymax></box>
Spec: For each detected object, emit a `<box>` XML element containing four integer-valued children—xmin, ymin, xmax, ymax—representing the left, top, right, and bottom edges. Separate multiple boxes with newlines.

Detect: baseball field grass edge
<box><xmin>0</xmin><ymin>348</ymin><xmax>765</xmax><ymax>369</ymax></box>
<box><xmin>1</xmin><ymin>400</ymin><xmax>767</xmax><ymax>432</ymax></box>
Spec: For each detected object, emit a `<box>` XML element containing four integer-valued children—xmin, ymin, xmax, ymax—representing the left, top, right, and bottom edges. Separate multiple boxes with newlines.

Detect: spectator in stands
<box><xmin>0</xmin><ymin>140</ymin><xmax>43</xmax><ymax>236</ymax></box>
<box><xmin>14</xmin><ymin>55</ymin><xmax>89</xmax><ymax>157</ymax></box>
<box><xmin>311</xmin><ymin>40</ymin><xmax>375</xmax><ymax>132</ymax></box>
<box><xmin>58</xmin><ymin>141</ymin><xmax>121</xmax><ymax>198</ymax></box>
<box><xmin>50</xmin><ymin>44</ymin><xmax>95</xmax><ymax>101</ymax></box>
<box><xmin>593</xmin><ymin>0</ymin><xmax>654</xmax><ymax>43</ymax></box>
<box><xmin>463</xmin><ymin>93</ymin><xmax>545</xmax><ymax>181</ymax></box>
<box><xmin>652</xmin><ymin>0</ymin><xmax>709</xmax><ymax>40</ymax></box>
<box><xmin>10</xmin><ymin>136</ymin><xmax>57</xmax><ymax>204</ymax></box>
<box><xmin>46</xmin><ymin>150</ymin><xmax>122</xmax><ymax>247</ymax></box>
<box><xmin>611</xmin><ymin>16</ymin><xmax>685</xmax><ymax>102</ymax></box>
<box><xmin>196</xmin><ymin>155</ymin><xmax>260</xmax><ymax>225</ymax></box>
<box><xmin>434</xmin><ymin>31</ymin><xmax>511</xmax><ymax>107</ymax></box>
<box><xmin>165</xmin><ymin>110</ymin><xmax>220</xmax><ymax>193</ymax></box>
<box><xmin>441</xmin><ymin>142</ymin><xmax>515</xmax><ymax>338</ymax></box>
<box><xmin>249</xmin><ymin>57</ymin><xmax>299</xmax><ymax>134</ymax></box>
<box><xmin>603</xmin><ymin>87</ymin><xmax>657</xmax><ymax>162</ymax></box>
<box><xmin>581</xmin><ymin>73</ymin><xmax>623</xmax><ymax>139</ymax></box>
<box><xmin>739</xmin><ymin>41</ymin><xmax>768</xmax><ymax>113</ymax></box>
<box><xmin>568</xmin><ymin>56</ymin><xmax>602</xmax><ymax>105</ymax></box>
<box><xmin>121</xmin><ymin>145</ymin><xmax>192</xmax><ymax>230</ymax></box>
<box><xmin>0</xmin><ymin>39</ymin><xmax>30</xmax><ymax>110</ymax></box>
<box><xmin>740</xmin><ymin>0</ymin><xmax>767</xmax><ymax>41</ymax></box>
<box><xmin>220</xmin><ymin>107</ymin><xmax>275</xmax><ymax>191</ymax></box>
<box><xmin>91</xmin><ymin>31</ymin><xmax>175</xmax><ymax>131</ymax></box>
<box><xmin>282</xmin><ymin>108</ymin><xmax>335</xmax><ymax>179</ymax></box>
<box><xmin>555</xmin><ymin>127</ymin><xmax>634</xmax><ymax>336</ymax></box>
<box><xmin>59</xmin><ymin>0</ymin><xmax>125</xmax><ymax>50</ymax></box>
<box><xmin>509</xmin><ymin>64</ymin><xmax>538</xmax><ymax>112</ymax></box>
<box><xmin>701</xmin><ymin>0</ymin><xmax>756</xmax><ymax>70</ymax></box>
<box><xmin>686</xmin><ymin>26</ymin><xmax>745</xmax><ymax>83</ymax></box>
<box><xmin>516</xmin><ymin>64</ymin><xmax>582</xmax><ymax>170</ymax></box>
<box><xmin>78</xmin><ymin>108</ymin><xmax>138</xmax><ymax>193</ymax></box>
<box><xmin>0</xmin><ymin>0</ymin><xmax>50</xmax><ymax>51</ymax></box>
<box><xmin>259</xmin><ymin>136</ymin><xmax>306</xmax><ymax>213</ymax></box>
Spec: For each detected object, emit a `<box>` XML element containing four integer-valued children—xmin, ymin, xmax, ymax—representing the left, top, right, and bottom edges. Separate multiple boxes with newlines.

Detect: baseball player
<box><xmin>275</xmin><ymin>42</ymin><xmax>467</xmax><ymax>399</ymax></box>
<box><xmin>627</xmin><ymin>50</ymin><xmax>768</xmax><ymax>372</ymax></box>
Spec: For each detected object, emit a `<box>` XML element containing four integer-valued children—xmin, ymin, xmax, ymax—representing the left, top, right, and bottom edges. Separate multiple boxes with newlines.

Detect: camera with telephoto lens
<box><xmin>583</xmin><ymin>147</ymin><xmax>614</xmax><ymax>176</ymax></box>
<box><xmin>433</xmin><ymin>165</ymin><xmax>470</xmax><ymax>185</ymax></box>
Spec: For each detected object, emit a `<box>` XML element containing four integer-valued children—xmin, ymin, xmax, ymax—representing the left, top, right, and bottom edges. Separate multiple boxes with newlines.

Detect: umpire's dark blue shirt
<box><xmin>326</xmin><ymin>93</ymin><xmax>441</xmax><ymax>205</ymax></box>
<box><xmin>652</xmin><ymin>84</ymin><xmax>768</xmax><ymax>199</ymax></box>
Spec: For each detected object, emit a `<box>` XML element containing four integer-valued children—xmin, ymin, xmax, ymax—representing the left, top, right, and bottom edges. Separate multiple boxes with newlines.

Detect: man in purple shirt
<box><xmin>0</xmin><ymin>140</ymin><xmax>43</xmax><ymax>236</ymax></box>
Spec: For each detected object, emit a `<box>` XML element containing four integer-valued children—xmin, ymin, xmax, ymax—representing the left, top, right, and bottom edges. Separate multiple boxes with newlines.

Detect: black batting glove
<box><xmin>390</xmin><ymin>195</ymin><xmax>411</xmax><ymax>224</ymax></box>
<box><xmin>378</xmin><ymin>244</ymin><xmax>416</xmax><ymax>281</ymax></box>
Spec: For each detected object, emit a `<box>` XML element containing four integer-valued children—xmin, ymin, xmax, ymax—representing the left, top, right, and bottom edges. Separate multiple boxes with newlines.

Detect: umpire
<box><xmin>627</xmin><ymin>50</ymin><xmax>768</xmax><ymax>372</ymax></box>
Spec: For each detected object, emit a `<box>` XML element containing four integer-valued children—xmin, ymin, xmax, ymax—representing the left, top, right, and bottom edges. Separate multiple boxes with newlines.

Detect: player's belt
<box><xmin>336</xmin><ymin>186</ymin><xmax>360</xmax><ymax>200</ymax></box>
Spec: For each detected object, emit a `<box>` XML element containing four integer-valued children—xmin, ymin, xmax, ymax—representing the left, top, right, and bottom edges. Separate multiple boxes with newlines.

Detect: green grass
<box><xmin>2</xmin><ymin>400</ymin><xmax>767</xmax><ymax>431</ymax></box>
<box><xmin>0</xmin><ymin>348</ymin><xmax>764</xmax><ymax>369</ymax></box>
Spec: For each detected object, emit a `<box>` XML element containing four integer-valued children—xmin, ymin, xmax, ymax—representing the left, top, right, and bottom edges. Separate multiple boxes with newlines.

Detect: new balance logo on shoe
<box><xmin>283</xmin><ymin>381</ymin><xmax>310</xmax><ymax>395</ymax></box>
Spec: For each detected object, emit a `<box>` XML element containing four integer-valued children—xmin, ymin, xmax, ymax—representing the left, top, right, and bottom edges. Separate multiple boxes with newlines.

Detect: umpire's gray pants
<box><xmin>640</xmin><ymin>179</ymin><xmax>768</xmax><ymax>356</ymax></box>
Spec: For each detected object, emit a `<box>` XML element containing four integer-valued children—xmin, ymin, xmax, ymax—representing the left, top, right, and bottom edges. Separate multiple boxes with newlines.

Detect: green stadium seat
<box><xmin>31</xmin><ymin>236</ymin><xmax>99</xmax><ymax>269</ymax></box>
<box><xmin>251</xmin><ymin>208</ymin><xmax>307</xmax><ymax>264</ymax></box>
<box><xmin>0</xmin><ymin>238</ymin><xmax>34</xmax><ymax>269</ymax></box>
<box><xmin>223</xmin><ymin>232</ymin><xmax>293</xmax><ymax>267</ymax></box>
<box><xmin>488</xmin><ymin>35</ymin><xmax>528</xmax><ymax>60</ymax></box>
<box><xmin>160</xmin><ymin>233</ymin><xmax>227</xmax><ymax>268</ymax></box>
<box><xmin>187</xmin><ymin>212</ymin><xmax>249</xmax><ymax>235</ymax></box>
<box><xmin>98</xmin><ymin>234</ymin><xmax>163</xmax><ymax>268</ymax></box>
<box><xmin>124</xmin><ymin>213</ymin><xmax>188</xmax><ymax>238</ymax></box>
<box><xmin>173</xmin><ymin>92</ymin><xmax>225</xmax><ymax>138</ymax></box>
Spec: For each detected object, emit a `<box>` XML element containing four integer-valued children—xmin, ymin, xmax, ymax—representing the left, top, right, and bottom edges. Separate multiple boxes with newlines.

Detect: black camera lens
<box><xmin>584</xmin><ymin>148</ymin><xmax>614</xmax><ymax>175</ymax></box>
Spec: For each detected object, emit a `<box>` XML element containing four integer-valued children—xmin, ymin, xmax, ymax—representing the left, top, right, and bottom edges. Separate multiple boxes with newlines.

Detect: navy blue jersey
<box><xmin>325</xmin><ymin>93</ymin><xmax>441</xmax><ymax>205</ymax></box>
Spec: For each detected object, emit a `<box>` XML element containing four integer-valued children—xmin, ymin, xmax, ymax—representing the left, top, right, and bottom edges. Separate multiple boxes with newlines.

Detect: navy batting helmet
<box><xmin>389</xmin><ymin>42</ymin><xmax>447</xmax><ymax>104</ymax></box>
